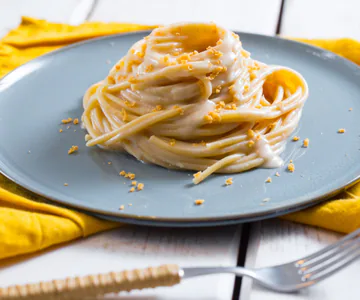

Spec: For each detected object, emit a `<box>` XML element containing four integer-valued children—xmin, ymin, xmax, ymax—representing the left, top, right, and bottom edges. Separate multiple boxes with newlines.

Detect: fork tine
<box><xmin>296</xmin><ymin>227</ymin><xmax>360</xmax><ymax>266</ymax></box>
<box><xmin>306</xmin><ymin>249</ymin><xmax>360</xmax><ymax>282</ymax></box>
<box><xmin>302</xmin><ymin>240</ymin><xmax>360</xmax><ymax>276</ymax></box>
<box><xmin>300</xmin><ymin>235</ymin><xmax>360</xmax><ymax>270</ymax></box>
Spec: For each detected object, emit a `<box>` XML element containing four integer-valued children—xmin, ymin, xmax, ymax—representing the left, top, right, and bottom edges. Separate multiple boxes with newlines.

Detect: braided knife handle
<box><xmin>0</xmin><ymin>264</ymin><xmax>181</xmax><ymax>299</ymax></box>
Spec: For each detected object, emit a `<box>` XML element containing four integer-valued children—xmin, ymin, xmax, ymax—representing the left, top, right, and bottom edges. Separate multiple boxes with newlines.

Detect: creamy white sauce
<box><xmin>255</xmin><ymin>137</ymin><xmax>284</xmax><ymax>168</ymax></box>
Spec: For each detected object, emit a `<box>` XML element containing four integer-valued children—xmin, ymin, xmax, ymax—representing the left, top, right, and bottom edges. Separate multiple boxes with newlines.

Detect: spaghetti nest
<box><xmin>82</xmin><ymin>23</ymin><xmax>308</xmax><ymax>184</ymax></box>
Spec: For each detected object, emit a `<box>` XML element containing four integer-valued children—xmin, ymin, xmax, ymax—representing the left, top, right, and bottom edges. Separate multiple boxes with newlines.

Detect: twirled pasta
<box><xmin>82</xmin><ymin>23</ymin><xmax>308</xmax><ymax>184</ymax></box>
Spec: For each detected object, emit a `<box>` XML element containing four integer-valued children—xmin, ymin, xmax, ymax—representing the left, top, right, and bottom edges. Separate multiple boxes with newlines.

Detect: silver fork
<box><xmin>182</xmin><ymin>227</ymin><xmax>360</xmax><ymax>292</ymax></box>
<box><xmin>1</xmin><ymin>229</ymin><xmax>359</xmax><ymax>299</ymax></box>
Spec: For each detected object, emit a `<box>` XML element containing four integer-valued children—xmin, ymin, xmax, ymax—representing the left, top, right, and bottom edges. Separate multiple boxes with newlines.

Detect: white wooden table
<box><xmin>1</xmin><ymin>1</ymin><xmax>359</xmax><ymax>299</ymax></box>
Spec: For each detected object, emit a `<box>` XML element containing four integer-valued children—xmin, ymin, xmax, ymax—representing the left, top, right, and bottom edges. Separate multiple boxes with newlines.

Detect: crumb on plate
<box><xmin>303</xmin><ymin>138</ymin><xmax>309</xmax><ymax>148</ymax></box>
<box><xmin>292</xmin><ymin>136</ymin><xmax>300</xmax><ymax>141</ymax></box>
<box><xmin>288</xmin><ymin>163</ymin><xmax>295</xmax><ymax>172</ymax></box>
<box><xmin>275</xmin><ymin>172</ymin><xmax>280</xmax><ymax>177</ymax></box>
<box><xmin>128</xmin><ymin>173</ymin><xmax>136</xmax><ymax>180</ymax></box>
<box><xmin>225</xmin><ymin>178</ymin><xmax>233</xmax><ymax>186</ymax></box>
<box><xmin>131</xmin><ymin>181</ymin><xmax>137</xmax><ymax>186</ymax></box>
<box><xmin>68</xmin><ymin>145</ymin><xmax>78</xmax><ymax>155</ymax></box>
<box><xmin>61</xmin><ymin>117</ymin><xmax>72</xmax><ymax>124</ymax></box>
<box><xmin>137</xmin><ymin>183</ymin><xmax>144</xmax><ymax>191</ymax></box>
<box><xmin>338</xmin><ymin>128</ymin><xmax>345</xmax><ymax>133</ymax></box>
<box><xmin>194</xmin><ymin>199</ymin><xmax>205</xmax><ymax>205</ymax></box>
<box><xmin>129</xmin><ymin>187</ymin><xmax>135</xmax><ymax>193</ymax></box>
<box><xmin>59</xmin><ymin>129</ymin><xmax>63</xmax><ymax>133</ymax></box>
<box><xmin>119</xmin><ymin>205</ymin><xmax>124</xmax><ymax>210</ymax></box>
<box><xmin>73</xmin><ymin>118</ymin><xmax>79</xmax><ymax>125</ymax></box>
<box><xmin>64</xmin><ymin>183</ymin><xmax>68</xmax><ymax>186</ymax></box>
<box><xmin>265</xmin><ymin>177</ymin><xmax>272</xmax><ymax>183</ymax></box>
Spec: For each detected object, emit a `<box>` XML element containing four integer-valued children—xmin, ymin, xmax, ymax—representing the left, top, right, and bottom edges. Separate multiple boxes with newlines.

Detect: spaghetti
<box><xmin>82</xmin><ymin>23</ymin><xmax>308</xmax><ymax>184</ymax></box>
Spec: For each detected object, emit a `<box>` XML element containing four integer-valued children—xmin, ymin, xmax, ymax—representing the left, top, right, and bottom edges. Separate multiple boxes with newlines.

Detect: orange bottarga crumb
<box><xmin>68</xmin><ymin>145</ymin><xmax>78</xmax><ymax>155</ymax></box>
<box><xmin>128</xmin><ymin>173</ymin><xmax>136</xmax><ymax>180</ymax></box>
<box><xmin>131</xmin><ymin>181</ymin><xmax>137</xmax><ymax>186</ymax></box>
<box><xmin>163</xmin><ymin>55</ymin><xmax>170</xmax><ymax>64</ymax></box>
<box><xmin>204</xmin><ymin>115</ymin><xmax>213</xmax><ymax>123</ymax></box>
<box><xmin>136</xmin><ymin>51</ymin><xmax>144</xmax><ymax>58</ymax></box>
<box><xmin>193</xmin><ymin>171</ymin><xmax>201</xmax><ymax>179</ymax></box>
<box><xmin>338</xmin><ymin>128</ymin><xmax>345</xmax><ymax>133</ymax></box>
<box><xmin>209</xmin><ymin>111</ymin><xmax>221</xmax><ymax>122</ymax></box>
<box><xmin>225</xmin><ymin>178</ymin><xmax>233</xmax><ymax>186</ymax></box>
<box><xmin>265</xmin><ymin>177</ymin><xmax>272</xmax><ymax>183</ymax></box>
<box><xmin>125</xmin><ymin>100</ymin><xmax>136</xmax><ymax>108</ymax></box>
<box><xmin>145</xmin><ymin>64</ymin><xmax>154</xmax><ymax>72</ymax></box>
<box><xmin>107</xmin><ymin>76</ymin><xmax>115</xmax><ymax>85</ymax></box>
<box><xmin>119</xmin><ymin>205</ymin><xmax>125</xmax><ymax>210</ymax></box>
<box><xmin>288</xmin><ymin>163</ymin><xmax>295</xmax><ymax>172</ymax></box>
<box><xmin>303</xmin><ymin>138</ymin><xmax>309</xmax><ymax>148</ymax></box>
<box><xmin>59</xmin><ymin>129</ymin><xmax>63</xmax><ymax>133</ymax></box>
<box><xmin>129</xmin><ymin>187</ymin><xmax>135</xmax><ymax>193</ymax></box>
<box><xmin>61</xmin><ymin>117</ymin><xmax>72</xmax><ymax>124</ymax></box>
<box><xmin>73</xmin><ymin>118</ymin><xmax>79</xmax><ymax>125</ymax></box>
<box><xmin>169</xmin><ymin>139</ymin><xmax>176</xmax><ymax>146</ymax></box>
<box><xmin>119</xmin><ymin>170</ymin><xmax>126</xmax><ymax>176</ymax></box>
<box><xmin>292</xmin><ymin>136</ymin><xmax>300</xmax><ymax>141</ymax></box>
<box><xmin>152</xmin><ymin>105</ymin><xmax>163</xmax><ymax>112</ymax></box>
<box><xmin>247</xmin><ymin>129</ymin><xmax>255</xmax><ymax>138</ymax></box>
<box><xmin>137</xmin><ymin>183</ymin><xmax>144</xmax><ymax>191</ymax></box>
<box><xmin>194</xmin><ymin>199</ymin><xmax>205</xmax><ymax>205</ymax></box>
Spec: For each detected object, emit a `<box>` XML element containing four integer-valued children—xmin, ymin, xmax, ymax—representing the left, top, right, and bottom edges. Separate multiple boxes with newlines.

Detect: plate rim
<box><xmin>1</xmin><ymin>30</ymin><xmax>360</xmax><ymax>226</ymax></box>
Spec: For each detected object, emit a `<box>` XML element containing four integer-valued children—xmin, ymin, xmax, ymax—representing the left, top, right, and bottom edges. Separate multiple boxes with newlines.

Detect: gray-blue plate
<box><xmin>0</xmin><ymin>32</ymin><xmax>360</xmax><ymax>227</ymax></box>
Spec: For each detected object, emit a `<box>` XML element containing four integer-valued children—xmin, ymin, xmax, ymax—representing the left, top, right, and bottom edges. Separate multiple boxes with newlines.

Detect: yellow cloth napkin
<box><xmin>0</xmin><ymin>17</ymin><xmax>360</xmax><ymax>261</ymax></box>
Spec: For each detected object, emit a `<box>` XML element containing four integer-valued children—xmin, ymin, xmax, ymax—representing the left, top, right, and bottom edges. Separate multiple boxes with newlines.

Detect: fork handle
<box><xmin>0</xmin><ymin>264</ymin><xmax>181</xmax><ymax>299</ymax></box>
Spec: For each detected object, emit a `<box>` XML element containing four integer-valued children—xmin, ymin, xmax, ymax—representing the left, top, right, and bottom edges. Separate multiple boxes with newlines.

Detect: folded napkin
<box><xmin>0</xmin><ymin>17</ymin><xmax>359</xmax><ymax>261</ymax></box>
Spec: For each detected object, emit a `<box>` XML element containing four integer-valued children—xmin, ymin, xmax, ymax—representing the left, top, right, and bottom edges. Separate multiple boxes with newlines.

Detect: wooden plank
<box><xmin>281</xmin><ymin>0</ymin><xmax>360</xmax><ymax>39</ymax></box>
<box><xmin>90</xmin><ymin>0</ymin><xmax>282</xmax><ymax>35</ymax></box>
<box><xmin>0</xmin><ymin>226</ymin><xmax>241</xmax><ymax>299</ymax></box>
<box><xmin>0</xmin><ymin>0</ymin><xmax>80</xmax><ymax>37</ymax></box>
<box><xmin>240</xmin><ymin>219</ymin><xmax>360</xmax><ymax>300</ymax></box>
